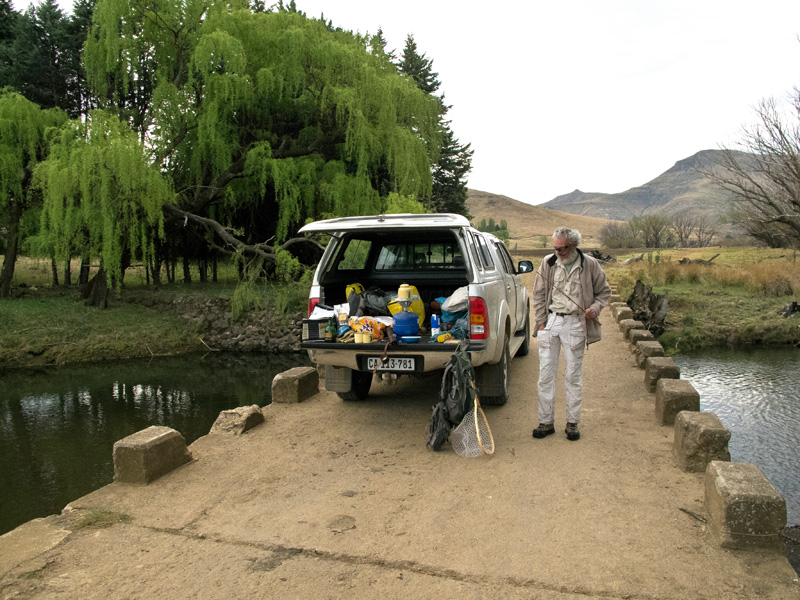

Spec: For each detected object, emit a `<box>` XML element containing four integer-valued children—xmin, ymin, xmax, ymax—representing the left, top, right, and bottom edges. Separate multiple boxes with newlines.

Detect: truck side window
<box><xmin>495</xmin><ymin>241</ymin><xmax>515</xmax><ymax>274</ymax></box>
<box><xmin>475</xmin><ymin>234</ymin><xmax>495</xmax><ymax>270</ymax></box>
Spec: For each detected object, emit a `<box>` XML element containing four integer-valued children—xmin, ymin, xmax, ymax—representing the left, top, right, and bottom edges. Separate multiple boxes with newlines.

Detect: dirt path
<box><xmin>1</xmin><ymin>308</ymin><xmax>798</xmax><ymax>599</ymax></box>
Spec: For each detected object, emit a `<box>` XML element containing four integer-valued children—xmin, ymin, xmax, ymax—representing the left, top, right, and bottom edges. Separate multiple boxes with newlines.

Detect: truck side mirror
<box><xmin>517</xmin><ymin>260</ymin><xmax>534</xmax><ymax>273</ymax></box>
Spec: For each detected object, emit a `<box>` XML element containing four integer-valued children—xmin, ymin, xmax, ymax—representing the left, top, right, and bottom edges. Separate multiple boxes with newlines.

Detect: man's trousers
<box><xmin>536</xmin><ymin>313</ymin><xmax>586</xmax><ymax>425</ymax></box>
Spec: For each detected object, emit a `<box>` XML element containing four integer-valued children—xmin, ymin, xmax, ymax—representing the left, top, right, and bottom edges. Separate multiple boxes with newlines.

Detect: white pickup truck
<box><xmin>299</xmin><ymin>213</ymin><xmax>533</xmax><ymax>405</ymax></box>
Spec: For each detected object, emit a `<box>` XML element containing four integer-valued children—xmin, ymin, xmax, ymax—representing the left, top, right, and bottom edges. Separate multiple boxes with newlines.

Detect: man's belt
<box><xmin>550</xmin><ymin>311</ymin><xmax>575</xmax><ymax>317</ymax></box>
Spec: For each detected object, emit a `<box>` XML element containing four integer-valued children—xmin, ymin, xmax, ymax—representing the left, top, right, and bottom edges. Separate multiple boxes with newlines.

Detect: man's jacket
<box><xmin>532</xmin><ymin>248</ymin><xmax>612</xmax><ymax>346</ymax></box>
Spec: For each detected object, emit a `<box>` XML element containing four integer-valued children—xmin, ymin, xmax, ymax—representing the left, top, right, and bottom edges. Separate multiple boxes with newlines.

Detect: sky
<box><xmin>295</xmin><ymin>0</ymin><xmax>800</xmax><ymax>205</ymax></box>
<box><xmin>14</xmin><ymin>0</ymin><xmax>800</xmax><ymax>205</ymax></box>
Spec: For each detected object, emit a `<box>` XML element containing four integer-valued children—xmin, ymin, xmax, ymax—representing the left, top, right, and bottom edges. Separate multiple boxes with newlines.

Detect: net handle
<box><xmin>470</xmin><ymin>382</ymin><xmax>494</xmax><ymax>455</ymax></box>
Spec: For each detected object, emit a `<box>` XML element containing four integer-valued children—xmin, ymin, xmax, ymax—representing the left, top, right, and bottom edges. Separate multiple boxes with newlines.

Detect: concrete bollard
<box><xmin>655</xmin><ymin>379</ymin><xmax>699</xmax><ymax>425</ymax></box>
<box><xmin>635</xmin><ymin>340</ymin><xmax>665</xmax><ymax>369</ymax></box>
<box><xmin>644</xmin><ymin>356</ymin><xmax>680</xmax><ymax>393</ymax></box>
<box><xmin>210</xmin><ymin>405</ymin><xmax>265</xmax><ymax>435</ymax></box>
<box><xmin>619</xmin><ymin>319</ymin><xmax>644</xmax><ymax>338</ymax></box>
<box><xmin>613</xmin><ymin>305</ymin><xmax>633</xmax><ymax>322</ymax></box>
<box><xmin>628</xmin><ymin>329</ymin><xmax>655</xmax><ymax>348</ymax></box>
<box><xmin>704</xmin><ymin>461</ymin><xmax>787</xmax><ymax>552</ymax></box>
<box><xmin>673</xmin><ymin>411</ymin><xmax>731</xmax><ymax>472</ymax></box>
<box><xmin>113</xmin><ymin>426</ymin><xmax>193</xmax><ymax>484</ymax></box>
<box><xmin>272</xmin><ymin>366</ymin><xmax>319</xmax><ymax>403</ymax></box>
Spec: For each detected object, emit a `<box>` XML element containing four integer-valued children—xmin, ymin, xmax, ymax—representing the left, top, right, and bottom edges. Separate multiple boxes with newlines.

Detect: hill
<box><xmin>466</xmin><ymin>189</ymin><xmax>618</xmax><ymax>250</ymax></box>
<box><xmin>539</xmin><ymin>149</ymin><xmax>742</xmax><ymax>221</ymax></box>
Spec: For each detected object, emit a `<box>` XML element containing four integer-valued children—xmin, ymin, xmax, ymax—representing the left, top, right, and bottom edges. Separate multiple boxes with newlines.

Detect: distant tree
<box><xmin>599</xmin><ymin>221</ymin><xmax>639</xmax><ymax>249</ymax></box>
<box><xmin>705</xmin><ymin>95</ymin><xmax>800</xmax><ymax>248</ymax></box>
<box><xmin>0</xmin><ymin>90</ymin><xmax>67</xmax><ymax>297</ymax></box>
<box><xmin>0</xmin><ymin>0</ymin><xmax>19</xmax><ymax>86</ymax></box>
<box><xmin>694</xmin><ymin>214</ymin><xmax>718</xmax><ymax>247</ymax></box>
<box><xmin>370</xmin><ymin>27</ymin><xmax>396</xmax><ymax>63</ymax></box>
<box><xmin>398</xmin><ymin>33</ymin><xmax>472</xmax><ymax>218</ymax></box>
<box><xmin>632</xmin><ymin>214</ymin><xmax>674</xmax><ymax>248</ymax></box>
<box><xmin>671</xmin><ymin>212</ymin><xmax>697</xmax><ymax>247</ymax></box>
<box><xmin>398</xmin><ymin>34</ymin><xmax>439</xmax><ymax>94</ymax></box>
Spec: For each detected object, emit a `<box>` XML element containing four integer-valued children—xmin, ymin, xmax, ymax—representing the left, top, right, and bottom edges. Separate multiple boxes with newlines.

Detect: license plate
<box><xmin>366</xmin><ymin>357</ymin><xmax>415</xmax><ymax>371</ymax></box>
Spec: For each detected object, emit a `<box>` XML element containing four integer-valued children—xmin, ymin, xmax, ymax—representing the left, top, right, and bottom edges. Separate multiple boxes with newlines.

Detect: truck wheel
<box><xmin>337</xmin><ymin>370</ymin><xmax>373</xmax><ymax>401</ymax></box>
<box><xmin>516</xmin><ymin>305</ymin><xmax>531</xmax><ymax>357</ymax></box>
<box><xmin>481</xmin><ymin>334</ymin><xmax>510</xmax><ymax>406</ymax></box>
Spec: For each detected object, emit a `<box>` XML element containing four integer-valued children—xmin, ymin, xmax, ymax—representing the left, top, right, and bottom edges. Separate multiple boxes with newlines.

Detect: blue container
<box><xmin>393</xmin><ymin>309</ymin><xmax>419</xmax><ymax>336</ymax></box>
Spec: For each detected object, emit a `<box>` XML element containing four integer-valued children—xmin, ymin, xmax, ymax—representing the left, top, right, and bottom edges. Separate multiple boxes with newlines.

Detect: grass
<box><xmin>1</xmin><ymin>256</ymin><xmax>309</xmax><ymax>369</ymax></box>
<box><xmin>69</xmin><ymin>508</ymin><xmax>133</xmax><ymax>530</ymax></box>
<box><xmin>603</xmin><ymin>247</ymin><xmax>800</xmax><ymax>352</ymax></box>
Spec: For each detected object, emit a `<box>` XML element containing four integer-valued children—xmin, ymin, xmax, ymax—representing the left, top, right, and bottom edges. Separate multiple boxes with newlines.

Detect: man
<box><xmin>531</xmin><ymin>227</ymin><xmax>611</xmax><ymax>441</ymax></box>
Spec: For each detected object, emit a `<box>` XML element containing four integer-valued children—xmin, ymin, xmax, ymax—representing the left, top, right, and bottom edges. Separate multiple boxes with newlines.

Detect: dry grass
<box><xmin>467</xmin><ymin>189</ymin><xmax>619</xmax><ymax>250</ymax></box>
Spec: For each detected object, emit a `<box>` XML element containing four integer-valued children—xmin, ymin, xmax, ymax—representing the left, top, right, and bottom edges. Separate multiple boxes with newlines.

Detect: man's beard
<box><xmin>557</xmin><ymin>249</ymin><xmax>578</xmax><ymax>266</ymax></box>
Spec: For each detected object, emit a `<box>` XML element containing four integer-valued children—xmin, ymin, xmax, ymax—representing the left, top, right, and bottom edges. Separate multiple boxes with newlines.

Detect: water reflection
<box><xmin>0</xmin><ymin>353</ymin><xmax>310</xmax><ymax>535</ymax></box>
<box><xmin>674</xmin><ymin>347</ymin><xmax>800</xmax><ymax>525</ymax></box>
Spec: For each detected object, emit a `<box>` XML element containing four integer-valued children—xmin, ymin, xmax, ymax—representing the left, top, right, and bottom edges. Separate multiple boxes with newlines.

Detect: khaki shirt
<box><xmin>550</xmin><ymin>260</ymin><xmax>582</xmax><ymax>314</ymax></box>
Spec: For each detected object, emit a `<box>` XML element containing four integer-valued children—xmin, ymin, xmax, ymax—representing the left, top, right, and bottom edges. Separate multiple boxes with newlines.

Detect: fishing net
<box><xmin>450</xmin><ymin>387</ymin><xmax>494</xmax><ymax>457</ymax></box>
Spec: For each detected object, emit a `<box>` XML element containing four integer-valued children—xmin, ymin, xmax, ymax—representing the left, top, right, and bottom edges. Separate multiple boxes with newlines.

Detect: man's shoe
<box><xmin>565</xmin><ymin>422</ymin><xmax>580</xmax><ymax>441</ymax></box>
<box><xmin>532</xmin><ymin>423</ymin><xmax>555</xmax><ymax>438</ymax></box>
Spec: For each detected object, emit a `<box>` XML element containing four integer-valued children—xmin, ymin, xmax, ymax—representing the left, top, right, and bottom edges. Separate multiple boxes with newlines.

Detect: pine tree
<box><xmin>397</xmin><ymin>34</ymin><xmax>472</xmax><ymax>217</ymax></box>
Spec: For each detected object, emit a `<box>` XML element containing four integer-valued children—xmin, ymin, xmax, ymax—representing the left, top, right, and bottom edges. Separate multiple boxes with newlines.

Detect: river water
<box><xmin>0</xmin><ymin>353</ymin><xmax>310</xmax><ymax>536</ymax></box>
<box><xmin>674</xmin><ymin>347</ymin><xmax>800</xmax><ymax>525</ymax></box>
<box><xmin>2</xmin><ymin>349</ymin><xmax>797</xmax><ymax>537</ymax></box>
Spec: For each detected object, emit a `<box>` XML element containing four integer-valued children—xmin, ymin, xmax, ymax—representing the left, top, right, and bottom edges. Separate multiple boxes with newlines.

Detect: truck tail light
<box><xmin>308</xmin><ymin>297</ymin><xmax>320</xmax><ymax>316</ymax></box>
<box><xmin>469</xmin><ymin>296</ymin><xmax>488</xmax><ymax>340</ymax></box>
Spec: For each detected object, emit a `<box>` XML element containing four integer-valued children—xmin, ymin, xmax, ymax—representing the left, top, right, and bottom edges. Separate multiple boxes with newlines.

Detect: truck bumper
<box><xmin>302</xmin><ymin>339</ymin><xmax>490</xmax><ymax>373</ymax></box>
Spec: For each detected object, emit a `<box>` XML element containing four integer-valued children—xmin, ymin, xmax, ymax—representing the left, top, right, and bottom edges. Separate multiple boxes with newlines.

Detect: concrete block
<box><xmin>619</xmin><ymin>319</ymin><xmax>644</xmax><ymax>338</ymax></box>
<box><xmin>704</xmin><ymin>461</ymin><xmax>786</xmax><ymax>552</ymax></box>
<box><xmin>674</xmin><ymin>411</ymin><xmax>731</xmax><ymax>472</ymax></box>
<box><xmin>635</xmin><ymin>340</ymin><xmax>664</xmax><ymax>369</ymax></box>
<box><xmin>613</xmin><ymin>305</ymin><xmax>633</xmax><ymax>322</ymax></box>
<box><xmin>608</xmin><ymin>294</ymin><xmax>621</xmax><ymax>304</ymax></box>
<box><xmin>655</xmin><ymin>379</ymin><xmax>699</xmax><ymax>425</ymax></box>
<box><xmin>210</xmin><ymin>405</ymin><xmax>264</xmax><ymax>435</ymax></box>
<box><xmin>113</xmin><ymin>426</ymin><xmax>193</xmax><ymax>484</ymax></box>
<box><xmin>272</xmin><ymin>366</ymin><xmax>319</xmax><ymax>403</ymax></box>
<box><xmin>628</xmin><ymin>329</ymin><xmax>655</xmax><ymax>346</ymax></box>
<box><xmin>644</xmin><ymin>356</ymin><xmax>680</xmax><ymax>392</ymax></box>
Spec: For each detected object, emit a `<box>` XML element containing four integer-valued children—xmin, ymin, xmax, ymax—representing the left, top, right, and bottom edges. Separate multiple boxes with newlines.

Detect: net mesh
<box><xmin>451</xmin><ymin>402</ymin><xmax>495</xmax><ymax>457</ymax></box>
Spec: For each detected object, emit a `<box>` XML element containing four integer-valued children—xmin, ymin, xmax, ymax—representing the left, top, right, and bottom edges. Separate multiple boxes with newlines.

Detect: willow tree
<box><xmin>0</xmin><ymin>90</ymin><xmax>67</xmax><ymax>298</ymax></box>
<box><xmin>81</xmin><ymin>1</ymin><xmax>441</xmax><ymax>267</ymax></box>
<box><xmin>35</xmin><ymin>110</ymin><xmax>172</xmax><ymax>306</ymax></box>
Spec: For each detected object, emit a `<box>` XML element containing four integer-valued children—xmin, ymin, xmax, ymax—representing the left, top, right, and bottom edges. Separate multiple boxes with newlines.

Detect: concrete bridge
<box><xmin>1</xmin><ymin>304</ymin><xmax>798</xmax><ymax>599</ymax></box>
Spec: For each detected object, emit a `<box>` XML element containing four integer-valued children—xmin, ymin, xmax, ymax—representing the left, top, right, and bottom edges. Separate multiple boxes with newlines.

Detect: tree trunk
<box><xmin>182</xmin><ymin>254</ymin><xmax>191</xmax><ymax>283</ymax></box>
<box><xmin>0</xmin><ymin>198</ymin><xmax>23</xmax><ymax>298</ymax></box>
<box><xmin>51</xmin><ymin>258</ymin><xmax>59</xmax><ymax>286</ymax></box>
<box><xmin>626</xmin><ymin>280</ymin><xmax>668</xmax><ymax>336</ymax></box>
<box><xmin>81</xmin><ymin>264</ymin><xmax>109</xmax><ymax>308</ymax></box>
<box><xmin>63</xmin><ymin>258</ymin><xmax>71</xmax><ymax>285</ymax></box>
<box><xmin>79</xmin><ymin>255</ymin><xmax>91</xmax><ymax>285</ymax></box>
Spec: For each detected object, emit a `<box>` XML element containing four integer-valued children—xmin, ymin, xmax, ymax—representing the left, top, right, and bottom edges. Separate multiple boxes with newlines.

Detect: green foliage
<box><xmin>274</xmin><ymin>247</ymin><xmax>303</xmax><ymax>283</ymax></box>
<box><xmin>35</xmin><ymin>110</ymin><xmax>172</xmax><ymax>289</ymax></box>
<box><xmin>83</xmin><ymin>3</ymin><xmax>441</xmax><ymax>247</ymax></box>
<box><xmin>0</xmin><ymin>90</ymin><xmax>65</xmax><ymax>207</ymax></box>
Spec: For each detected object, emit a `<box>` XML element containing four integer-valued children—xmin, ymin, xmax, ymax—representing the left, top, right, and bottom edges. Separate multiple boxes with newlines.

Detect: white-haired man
<box><xmin>531</xmin><ymin>227</ymin><xmax>611</xmax><ymax>441</ymax></box>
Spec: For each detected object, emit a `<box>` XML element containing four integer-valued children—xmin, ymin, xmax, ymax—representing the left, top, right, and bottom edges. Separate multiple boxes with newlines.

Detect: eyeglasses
<box><xmin>554</xmin><ymin>245</ymin><xmax>571</xmax><ymax>252</ymax></box>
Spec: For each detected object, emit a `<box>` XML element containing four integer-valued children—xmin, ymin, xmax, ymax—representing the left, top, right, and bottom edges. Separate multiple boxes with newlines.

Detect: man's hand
<box><xmin>584</xmin><ymin>308</ymin><xmax>597</xmax><ymax>320</ymax></box>
<box><xmin>538</xmin><ymin>323</ymin><xmax>546</xmax><ymax>331</ymax></box>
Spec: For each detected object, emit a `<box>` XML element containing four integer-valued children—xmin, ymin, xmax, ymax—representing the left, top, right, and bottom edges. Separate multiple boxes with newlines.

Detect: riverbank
<box><xmin>0</xmin><ymin>281</ymin><xmax>308</xmax><ymax>370</ymax></box>
<box><xmin>2</xmin><ymin>307</ymin><xmax>797</xmax><ymax>599</ymax></box>
<box><xmin>3</xmin><ymin>247</ymin><xmax>800</xmax><ymax>370</ymax></box>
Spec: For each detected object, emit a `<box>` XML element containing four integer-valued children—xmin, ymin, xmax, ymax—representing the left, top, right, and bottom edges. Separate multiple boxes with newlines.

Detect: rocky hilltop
<box><xmin>539</xmin><ymin>149</ymin><xmax>744</xmax><ymax>221</ymax></box>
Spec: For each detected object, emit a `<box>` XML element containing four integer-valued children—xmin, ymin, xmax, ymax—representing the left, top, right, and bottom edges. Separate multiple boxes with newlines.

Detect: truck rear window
<box><xmin>375</xmin><ymin>242</ymin><xmax>464</xmax><ymax>271</ymax></box>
